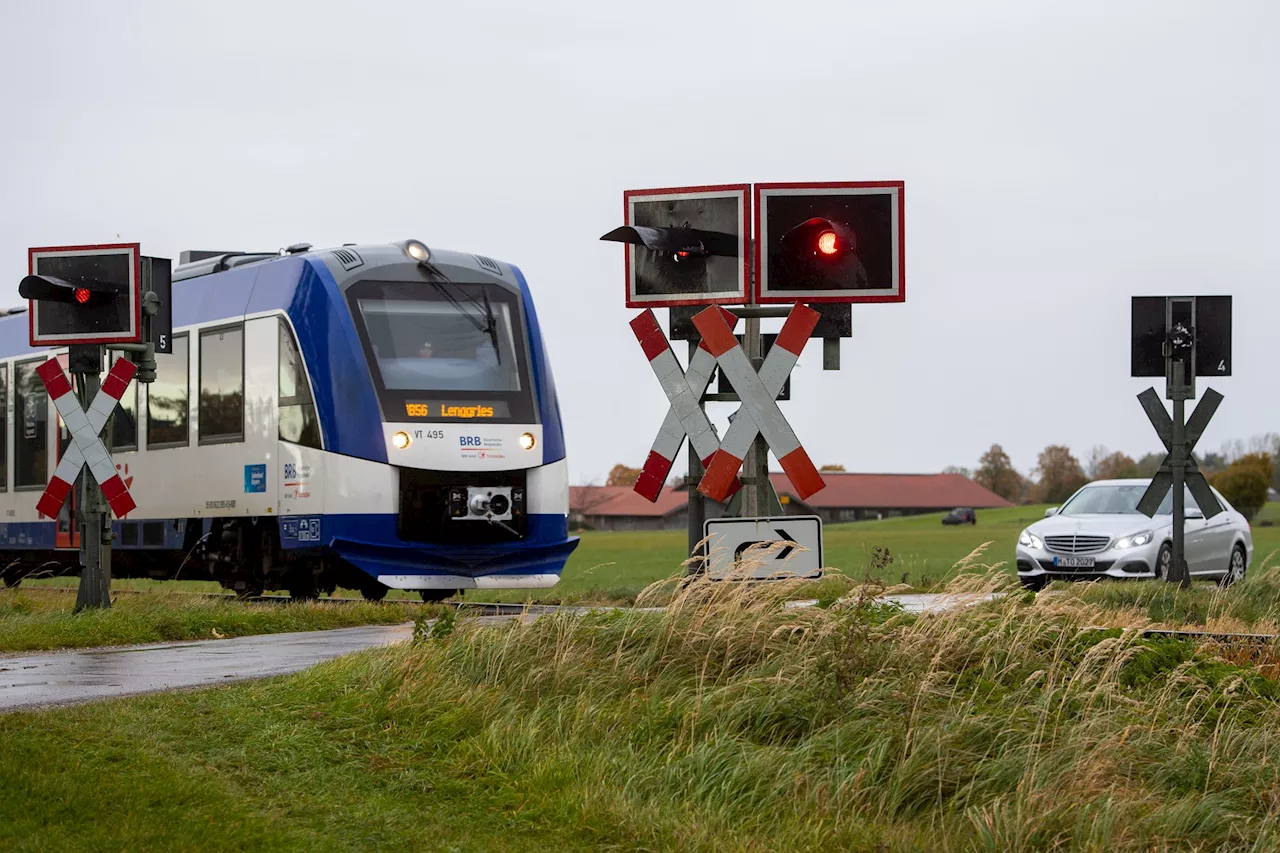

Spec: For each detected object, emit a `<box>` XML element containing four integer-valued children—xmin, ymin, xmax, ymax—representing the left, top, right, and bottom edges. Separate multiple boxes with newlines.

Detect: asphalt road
<box><xmin>0</xmin><ymin>593</ymin><xmax>1000</xmax><ymax>713</ymax></box>
<box><xmin>0</xmin><ymin>623</ymin><xmax>416</xmax><ymax>713</ymax></box>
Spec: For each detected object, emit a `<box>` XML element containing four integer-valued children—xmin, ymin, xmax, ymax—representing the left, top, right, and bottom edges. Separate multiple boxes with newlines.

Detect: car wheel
<box><xmin>1219</xmin><ymin>544</ymin><xmax>1246</xmax><ymax>588</ymax></box>
<box><xmin>1154</xmin><ymin>543</ymin><xmax>1172</xmax><ymax>580</ymax></box>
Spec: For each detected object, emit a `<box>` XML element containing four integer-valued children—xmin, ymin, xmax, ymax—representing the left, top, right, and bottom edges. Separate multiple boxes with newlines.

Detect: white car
<box><xmin>1016</xmin><ymin>478</ymin><xmax>1253</xmax><ymax>590</ymax></box>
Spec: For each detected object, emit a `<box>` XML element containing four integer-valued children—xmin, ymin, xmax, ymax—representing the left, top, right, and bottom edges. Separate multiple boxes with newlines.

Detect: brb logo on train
<box><xmin>460</xmin><ymin>435</ymin><xmax>505</xmax><ymax>460</ymax></box>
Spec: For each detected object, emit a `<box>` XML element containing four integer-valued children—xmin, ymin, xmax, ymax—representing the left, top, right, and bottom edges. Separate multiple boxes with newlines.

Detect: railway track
<box><xmin>21</xmin><ymin>585</ymin><xmax>1280</xmax><ymax>643</ymax></box>
<box><xmin>27</xmin><ymin>586</ymin><xmax>559</xmax><ymax>618</ymax></box>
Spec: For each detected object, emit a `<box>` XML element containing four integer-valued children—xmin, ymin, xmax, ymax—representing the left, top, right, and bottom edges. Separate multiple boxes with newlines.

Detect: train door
<box><xmin>53</xmin><ymin>353</ymin><xmax>79</xmax><ymax>551</ymax></box>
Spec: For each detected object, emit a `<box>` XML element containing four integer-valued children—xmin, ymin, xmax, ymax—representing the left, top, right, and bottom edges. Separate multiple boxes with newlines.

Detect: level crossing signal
<box><xmin>1130</xmin><ymin>295</ymin><xmax>1232</xmax><ymax>586</ymax></box>
<box><xmin>20</xmin><ymin>244</ymin><xmax>172</xmax><ymax>354</ymax></box>
<box><xmin>755</xmin><ymin>182</ymin><xmax>905</xmax><ymax>303</ymax></box>
<box><xmin>16</xmin><ymin>242</ymin><xmax>170</xmax><ymax>611</ymax></box>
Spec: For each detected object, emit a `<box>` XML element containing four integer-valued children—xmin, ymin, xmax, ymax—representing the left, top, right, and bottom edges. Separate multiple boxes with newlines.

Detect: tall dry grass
<box><xmin>336</xmin><ymin>546</ymin><xmax>1280</xmax><ymax>851</ymax></box>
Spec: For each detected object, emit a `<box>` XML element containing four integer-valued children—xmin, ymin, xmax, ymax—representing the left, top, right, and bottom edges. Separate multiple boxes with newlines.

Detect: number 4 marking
<box><xmin>1219</xmin><ymin>360</ymin><xmax>1226</xmax><ymax>372</ymax></box>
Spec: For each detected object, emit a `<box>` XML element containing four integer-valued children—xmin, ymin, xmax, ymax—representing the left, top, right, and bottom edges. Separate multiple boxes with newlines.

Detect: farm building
<box><xmin>570</xmin><ymin>472</ymin><xmax>1015</xmax><ymax>532</ymax></box>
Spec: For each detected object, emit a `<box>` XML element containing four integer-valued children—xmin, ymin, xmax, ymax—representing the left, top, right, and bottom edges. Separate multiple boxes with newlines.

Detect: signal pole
<box><xmin>1168</xmin><ymin>358</ymin><xmax>1189</xmax><ymax>587</ymax></box>
<box><xmin>70</xmin><ymin>346</ymin><xmax>110</xmax><ymax>610</ymax></box>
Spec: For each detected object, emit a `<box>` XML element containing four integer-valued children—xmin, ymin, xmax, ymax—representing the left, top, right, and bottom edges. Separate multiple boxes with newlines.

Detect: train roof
<box><xmin>0</xmin><ymin>240</ymin><xmax>527</xmax><ymax>360</ymax></box>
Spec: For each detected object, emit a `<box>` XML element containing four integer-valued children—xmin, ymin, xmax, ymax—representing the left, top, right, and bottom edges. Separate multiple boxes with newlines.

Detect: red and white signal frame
<box><xmin>623</xmin><ymin>184</ymin><xmax>751</xmax><ymax>309</ymax></box>
<box><xmin>616</xmin><ymin>182</ymin><xmax>905</xmax><ymax>307</ymax></box>
<box><xmin>26</xmin><ymin>243</ymin><xmax>142</xmax><ymax>346</ymax></box>
<box><xmin>753</xmin><ymin>181</ymin><xmax>906</xmax><ymax>305</ymax></box>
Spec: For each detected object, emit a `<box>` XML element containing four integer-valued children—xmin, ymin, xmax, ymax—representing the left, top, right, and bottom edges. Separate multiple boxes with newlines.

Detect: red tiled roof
<box><xmin>772</xmin><ymin>472</ymin><xmax>1014</xmax><ymax>510</ymax></box>
<box><xmin>570</xmin><ymin>485</ymin><xmax>687</xmax><ymax>518</ymax></box>
<box><xmin>572</xmin><ymin>473</ymin><xmax>1012</xmax><ymax>517</ymax></box>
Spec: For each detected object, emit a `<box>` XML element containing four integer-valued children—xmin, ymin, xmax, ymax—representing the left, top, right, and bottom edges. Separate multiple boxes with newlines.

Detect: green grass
<box><xmin>11</xmin><ymin>565</ymin><xmax>1280</xmax><ymax>850</ymax></box>
<box><xmin>0</xmin><ymin>589</ymin><xmax>426</xmax><ymax>653</ymax></box>
<box><xmin>20</xmin><ymin>502</ymin><xmax>1280</xmax><ymax>607</ymax></box>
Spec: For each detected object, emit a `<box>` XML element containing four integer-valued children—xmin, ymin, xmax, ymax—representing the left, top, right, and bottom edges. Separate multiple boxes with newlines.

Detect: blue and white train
<box><xmin>0</xmin><ymin>239</ymin><xmax>579</xmax><ymax>600</ymax></box>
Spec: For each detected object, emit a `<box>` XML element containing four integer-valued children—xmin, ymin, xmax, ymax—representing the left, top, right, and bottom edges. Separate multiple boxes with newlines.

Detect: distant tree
<box><xmin>1033</xmin><ymin>445</ymin><xmax>1088</xmax><ymax>504</ymax></box>
<box><xmin>606</xmin><ymin>464</ymin><xmax>642</xmax><ymax>487</ymax></box>
<box><xmin>1199</xmin><ymin>452</ymin><xmax>1228</xmax><ymax>475</ymax></box>
<box><xmin>1095</xmin><ymin>451</ymin><xmax>1140</xmax><ymax>480</ymax></box>
<box><xmin>820</xmin><ymin>464</ymin><xmax>846</xmax><ymax>472</ymax></box>
<box><xmin>1136</xmin><ymin>452</ymin><xmax>1164</xmax><ymax>478</ymax></box>
<box><xmin>1212</xmin><ymin>453</ymin><xmax>1273</xmax><ymax>521</ymax></box>
<box><xmin>1085</xmin><ymin>445</ymin><xmax>1110</xmax><ymax>479</ymax></box>
<box><xmin>942</xmin><ymin>466</ymin><xmax>972</xmax><ymax>478</ymax></box>
<box><xmin>974</xmin><ymin>444</ymin><xmax>1021</xmax><ymax>502</ymax></box>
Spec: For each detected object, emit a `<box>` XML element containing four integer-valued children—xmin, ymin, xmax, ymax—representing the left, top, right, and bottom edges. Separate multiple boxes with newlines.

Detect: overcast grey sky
<box><xmin>2</xmin><ymin>0</ymin><xmax>1276</xmax><ymax>486</ymax></box>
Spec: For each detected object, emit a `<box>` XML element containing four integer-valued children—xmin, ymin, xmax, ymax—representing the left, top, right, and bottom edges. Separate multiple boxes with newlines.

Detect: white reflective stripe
<box><xmin>50</xmin><ymin>450</ymin><xmax>85</xmax><ymax>487</ymax></box>
<box><xmin>376</xmin><ymin>573</ymin><xmax>561</xmax><ymax>589</ymax></box>
<box><xmin>48</xmin><ymin>379</ymin><xmax>125</xmax><ymax>491</ymax></box>
<box><xmin>715</xmin><ymin>339</ymin><xmax>804</xmax><ymax>460</ymax></box>
<box><xmin>59</xmin><ymin>399</ymin><xmax>93</xmax><ymax>438</ymax></box>
<box><xmin>87</xmin><ymin>389</ymin><xmax>118</xmax><ymax>423</ymax></box>
<box><xmin>646</xmin><ymin>345</ymin><xmax>721</xmax><ymax>460</ymax></box>
<box><xmin>82</xmin><ymin>439</ymin><xmax>116</xmax><ymax>485</ymax></box>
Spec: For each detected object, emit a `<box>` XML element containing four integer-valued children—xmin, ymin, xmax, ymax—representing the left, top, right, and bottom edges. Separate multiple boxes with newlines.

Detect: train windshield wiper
<box><xmin>419</xmin><ymin>266</ymin><xmax>501</xmax><ymax>363</ymax></box>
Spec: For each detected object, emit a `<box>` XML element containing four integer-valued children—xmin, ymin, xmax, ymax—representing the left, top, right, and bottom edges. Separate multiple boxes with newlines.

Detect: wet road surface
<box><xmin>0</xmin><ymin>623</ymin><xmax>417</xmax><ymax>713</ymax></box>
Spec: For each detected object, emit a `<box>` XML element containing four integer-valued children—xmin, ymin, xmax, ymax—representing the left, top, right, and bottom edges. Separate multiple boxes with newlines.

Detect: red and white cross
<box><xmin>630</xmin><ymin>308</ymin><xmax>741</xmax><ymax>502</ymax></box>
<box><xmin>692</xmin><ymin>304</ymin><xmax>825</xmax><ymax>503</ymax></box>
<box><xmin>35</xmin><ymin>357</ymin><xmax>138</xmax><ymax>519</ymax></box>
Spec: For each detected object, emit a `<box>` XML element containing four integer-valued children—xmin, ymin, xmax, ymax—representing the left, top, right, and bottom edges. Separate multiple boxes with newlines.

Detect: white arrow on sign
<box><xmin>702</xmin><ymin>514</ymin><xmax>824</xmax><ymax>581</ymax></box>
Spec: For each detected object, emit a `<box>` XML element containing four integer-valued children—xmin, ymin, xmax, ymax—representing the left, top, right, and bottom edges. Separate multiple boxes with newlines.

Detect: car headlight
<box><xmin>1019</xmin><ymin>530</ymin><xmax>1044</xmax><ymax>550</ymax></box>
<box><xmin>1114</xmin><ymin>530</ymin><xmax>1153</xmax><ymax>549</ymax></box>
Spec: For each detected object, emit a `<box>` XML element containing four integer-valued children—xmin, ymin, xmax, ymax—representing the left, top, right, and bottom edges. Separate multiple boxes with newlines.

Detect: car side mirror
<box><xmin>1044</xmin><ymin>507</ymin><xmax>1058</xmax><ymax>518</ymax></box>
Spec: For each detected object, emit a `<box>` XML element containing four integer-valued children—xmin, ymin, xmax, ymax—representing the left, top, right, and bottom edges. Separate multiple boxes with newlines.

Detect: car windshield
<box><xmin>357</xmin><ymin>297</ymin><xmax>523</xmax><ymax>393</ymax></box>
<box><xmin>1058</xmin><ymin>483</ymin><xmax>1196</xmax><ymax>516</ymax></box>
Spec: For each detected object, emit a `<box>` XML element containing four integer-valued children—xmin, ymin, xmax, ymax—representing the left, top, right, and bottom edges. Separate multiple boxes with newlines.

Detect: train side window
<box><xmin>109</xmin><ymin>376</ymin><xmax>139</xmax><ymax>452</ymax></box>
<box><xmin>13</xmin><ymin>360</ymin><xmax>48</xmax><ymax>490</ymax></box>
<box><xmin>199</xmin><ymin>325</ymin><xmax>244</xmax><ymax>444</ymax></box>
<box><xmin>0</xmin><ymin>364</ymin><xmax>7</xmax><ymax>492</ymax></box>
<box><xmin>148</xmin><ymin>334</ymin><xmax>189</xmax><ymax>448</ymax></box>
<box><xmin>278</xmin><ymin>319</ymin><xmax>321</xmax><ymax>449</ymax></box>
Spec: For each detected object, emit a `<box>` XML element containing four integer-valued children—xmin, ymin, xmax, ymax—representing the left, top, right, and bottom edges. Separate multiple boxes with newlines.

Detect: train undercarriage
<box><xmin>0</xmin><ymin>517</ymin><xmax>456</xmax><ymax>602</ymax></box>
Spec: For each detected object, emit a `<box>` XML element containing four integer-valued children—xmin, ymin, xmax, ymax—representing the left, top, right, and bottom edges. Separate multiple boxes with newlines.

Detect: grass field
<box><xmin>18</xmin><ymin>503</ymin><xmax>1280</xmax><ymax>606</ymax></box>
<box><xmin>10</xmin><ymin>568</ymin><xmax>1280</xmax><ymax>851</ymax></box>
<box><xmin>0</xmin><ymin>591</ymin><xmax>426</xmax><ymax>653</ymax></box>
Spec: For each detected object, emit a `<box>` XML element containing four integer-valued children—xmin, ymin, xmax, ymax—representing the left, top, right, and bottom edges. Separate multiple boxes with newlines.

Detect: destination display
<box><xmin>403</xmin><ymin>400</ymin><xmax>512</xmax><ymax>420</ymax></box>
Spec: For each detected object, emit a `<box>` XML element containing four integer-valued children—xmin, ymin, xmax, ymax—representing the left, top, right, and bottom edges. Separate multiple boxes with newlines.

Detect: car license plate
<box><xmin>1053</xmin><ymin>556</ymin><xmax>1095</xmax><ymax>568</ymax></box>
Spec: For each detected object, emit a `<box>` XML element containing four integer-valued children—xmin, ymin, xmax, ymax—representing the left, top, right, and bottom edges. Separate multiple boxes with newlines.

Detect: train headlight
<box><xmin>392</xmin><ymin>430</ymin><xmax>412</xmax><ymax>449</ymax></box>
<box><xmin>519</xmin><ymin>432</ymin><xmax>536</xmax><ymax>450</ymax></box>
<box><xmin>404</xmin><ymin>240</ymin><xmax>430</xmax><ymax>262</ymax></box>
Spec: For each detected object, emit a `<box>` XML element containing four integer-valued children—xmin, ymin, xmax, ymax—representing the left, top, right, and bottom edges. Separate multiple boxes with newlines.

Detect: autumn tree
<box><xmin>942</xmin><ymin>466</ymin><xmax>972</xmax><ymax>478</ymax></box>
<box><xmin>1212</xmin><ymin>452</ymin><xmax>1274</xmax><ymax>521</ymax></box>
<box><xmin>606</xmin><ymin>464</ymin><xmax>642</xmax><ymax>487</ymax></box>
<box><xmin>1085</xmin><ymin>445</ymin><xmax>1110</xmax><ymax>479</ymax></box>
<box><xmin>1034</xmin><ymin>445</ymin><xmax>1088</xmax><ymax>504</ymax></box>
<box><xmin>1095</xmin><ymin>451</ymin><xmax>1140</xmax><ymax>480</ymax></box>
<box><xmin>1135</xmin><ymin>452</ymin><xmax>1164</xmax><ymax>478</ymax></box>
<box><xmin>974</xmin><ymin>444</ymin><xmax>1021</xmax><ymax>502</ymax></box>
<box><xmin>820</xmin><ymin>464</ymin><xmax>846</xmax><ymax>472</ymax></box>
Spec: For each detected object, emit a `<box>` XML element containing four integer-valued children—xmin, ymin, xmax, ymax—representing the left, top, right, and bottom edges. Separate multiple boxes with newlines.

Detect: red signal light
<box><xmin>74</xmin><ymin>288</ymin><xmax>91</xmax><ymax>304</ymax></box>
<box><xmin>817</xmin><ymin>231</ymin><xmax>838</xmax><ymax>256</ymax></box>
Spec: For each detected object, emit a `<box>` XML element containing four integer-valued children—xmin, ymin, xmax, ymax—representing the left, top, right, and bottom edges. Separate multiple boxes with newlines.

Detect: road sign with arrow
<box><xmin>702</xmin><ymin>515</ymin><xmax>823</xmax><ymax>581</ymax></box>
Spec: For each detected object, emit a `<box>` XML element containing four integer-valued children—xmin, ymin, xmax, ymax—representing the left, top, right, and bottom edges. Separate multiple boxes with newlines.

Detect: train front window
<box><xmin>358</xmin><ymin>300</ymin><xmax>522</xmax><ymax>393</ymax></box>
<box><xmin>347</xmin><ymin>280</ymin><xmax>537</xmax><ymax>424</ymax></box>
